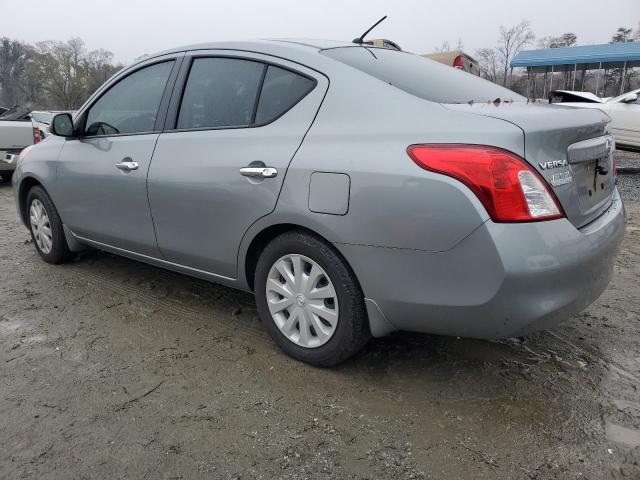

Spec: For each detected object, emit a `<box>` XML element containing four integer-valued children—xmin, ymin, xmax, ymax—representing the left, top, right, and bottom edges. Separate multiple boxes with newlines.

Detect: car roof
<box><xmin>140</xmin><ymin>38</ymin><xmax>355</xmax><ymax>63</ymax></box>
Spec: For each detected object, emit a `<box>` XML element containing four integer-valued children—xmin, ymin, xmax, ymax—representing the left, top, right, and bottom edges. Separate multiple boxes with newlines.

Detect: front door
<box><xmin>55</xmin><ymin>59</ymin><xmax>178</xmax><ymax>256</ymax></box>
<box><xmin>148</xmin><ymin>53</ymin><xmax>328</xmax><ymax>277</ymax></box>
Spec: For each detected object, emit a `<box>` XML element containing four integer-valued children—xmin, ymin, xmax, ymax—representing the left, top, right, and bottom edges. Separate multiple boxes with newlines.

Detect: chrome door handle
<box><xmin>239</xmin><ymin>166</ymin><xmax>278</xmax><ymax>178</ymax></box>
<box><xmin>115</xmin><ymin>160</ymin><xmax>139</xmax><ymax>171</ymax></box>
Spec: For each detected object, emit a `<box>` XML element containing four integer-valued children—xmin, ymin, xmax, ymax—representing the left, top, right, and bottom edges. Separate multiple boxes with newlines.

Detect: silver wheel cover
<box><xmin>266</xmin><ymin>254</ymin><xmax>339</xmax><ymax>348</ymax></box>
<box><xmin>29</xmin><ymin>199</ymin><xmax>53</xmax><ymax>254</ymax></box>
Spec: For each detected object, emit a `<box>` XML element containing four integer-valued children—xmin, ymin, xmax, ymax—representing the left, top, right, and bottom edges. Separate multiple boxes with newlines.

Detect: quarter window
<box><xmin>85</xmin><ymin>61</ymin><xmax>174</xmax><ymax>136</ymax></box>
<box><xmin>177</xmin><ymin>58</ymin><xmax>264</xmax><ymax>130</ymax></box>
<box><xmin>254</xmin><ymin>66</ymin><xmax>315</xmax><ymax>124</ymax></box>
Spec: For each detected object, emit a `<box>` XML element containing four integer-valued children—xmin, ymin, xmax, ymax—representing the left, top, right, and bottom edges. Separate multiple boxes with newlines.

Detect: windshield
<box><xmin>320</xmin><ymin>47</ymin><xmax>526</xmax><ymax>104</ymax></box>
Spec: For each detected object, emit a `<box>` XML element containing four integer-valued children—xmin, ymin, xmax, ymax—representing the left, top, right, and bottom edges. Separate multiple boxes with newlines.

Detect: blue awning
<box><xmin>511</xmin><ymin>42</ymin><xmax>640</xmax><ymax>69</ymax></box>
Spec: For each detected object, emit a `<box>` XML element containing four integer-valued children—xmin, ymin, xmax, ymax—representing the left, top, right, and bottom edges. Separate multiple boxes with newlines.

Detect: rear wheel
<box><xmin>26</xmin><ymin>186</ymin><xmax>72</xmax><ymax>264</ymax></box>
<box><xmin>255</xmin><ymin>231</ymin><xmax>370</xmax><ymax>367</ymax></box>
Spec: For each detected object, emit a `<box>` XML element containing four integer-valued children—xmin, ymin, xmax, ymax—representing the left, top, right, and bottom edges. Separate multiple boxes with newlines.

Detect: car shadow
<box><xmin>62</xmin><ymin>247</ymin><xmax>598</xmax><ymax>433</ymax></box>
<box><xmin>0</xmin><ymin>176</ymin><xmax>13</xmax><ymax>188</ymax></box>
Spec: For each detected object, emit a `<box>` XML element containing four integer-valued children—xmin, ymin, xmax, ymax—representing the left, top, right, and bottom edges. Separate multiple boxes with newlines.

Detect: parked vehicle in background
<box><xmin>28</xmin><ymin>111</ymin><xmax>76</xmax><ymax>136</ymax></box>
<box><xmin>422</xmin><ymin>50</ymin><xmax>480</xmax><ymax>75</ymax></box>
<box><xmin>13</xmin><ymin>39</ymin><xmax>625</xmax><ymax>366</ymax></box>
<box><xmin>30</xmin><ymin>111</ymin><xmax>55</xmax><ymax>135</ymax></box>
<box><xmin>367</xmin><ymin>38</ymin><xmax>402</xmax><ymax>50</ymax></box>
<box><xmin>0</xmin><ymin>107</ymin><xmax>40</xmax><ymax>180</ymax></box>
<box><xmin>556</xmin><ymin>88</ymin><xmax>640</xmax><ymax>149</ymax></box>
<box><xmin>1</xmin><ymin>107</ymin><xmax>50</xmax><ymax>140</ymax></box>
<box><xmin>549</xmin><ymin>90</ymin><xmax>606</xmax><ymax>103</ymax></box>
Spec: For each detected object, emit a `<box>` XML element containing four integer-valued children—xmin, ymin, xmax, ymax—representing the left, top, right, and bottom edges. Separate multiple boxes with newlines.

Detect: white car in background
<box><xmin>556</xmin><ymin>89</ymin><xmax>640</xmax><ymax>149</ymax></box>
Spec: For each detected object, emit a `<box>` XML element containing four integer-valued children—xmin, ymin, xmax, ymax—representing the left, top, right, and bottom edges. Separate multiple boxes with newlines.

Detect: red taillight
<box><xmin>453</xmin><ymin>55</ymin><xmax>464</xmax><ymax>69</ymax></box>
<box><xmin>407</xmin><ymin>144</ymin><xmax>565</xmax><ymax>222</ymax></box>
<box><xmin>33</xmin><ymin>127</ymin><xmax>41</xmax><ymax>144</ymax></box>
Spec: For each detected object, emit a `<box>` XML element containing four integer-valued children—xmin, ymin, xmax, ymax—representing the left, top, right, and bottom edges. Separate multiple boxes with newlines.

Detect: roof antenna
<box><xmin>353</xmin><ymin>15</ymin><xmax>388</xmax><ymax>45</ymax></box>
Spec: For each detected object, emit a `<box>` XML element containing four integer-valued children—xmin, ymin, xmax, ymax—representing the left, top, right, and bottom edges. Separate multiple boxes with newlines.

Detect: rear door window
<box><xmin>254</xmin><ymin>66</ymin><xmax>316</xmax><ymax>124</ymax></box>
<box><xmin>177</xmin><ymin>58</ymin><xmax>264</xmax><ymax>129</ymax></box>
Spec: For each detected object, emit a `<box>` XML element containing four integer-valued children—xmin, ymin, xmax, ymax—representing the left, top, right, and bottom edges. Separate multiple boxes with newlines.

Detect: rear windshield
<box><xmin>320</xmin><ymin>47</ymin><xmax>526</xmax><ymax>104</ymax></box>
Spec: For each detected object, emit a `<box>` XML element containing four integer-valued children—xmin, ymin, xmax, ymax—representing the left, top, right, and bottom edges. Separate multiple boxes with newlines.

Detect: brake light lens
<box><xmin>407</xmin><ymin>144</ymin><xmax>564</xmax><ymax>222</ymax></box>
<box><xmin>33</xmin><ymin>127</ymin><xmax>41</xmax><ymax>144</ymax></box>
<box><xmin>453</xmin><ymin>55</ymin><xmax>464</xmax><ymax>69</ymax></box>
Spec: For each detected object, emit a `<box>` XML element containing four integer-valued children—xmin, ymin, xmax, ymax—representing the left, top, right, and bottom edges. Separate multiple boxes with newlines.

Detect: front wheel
<box><xmin>254</xmin><ymin>231</ymin><xmax>370</xmax><ymax>367</ymax></box>
<box><xmin>26</xmin><ymin>186</ymin><xmax>72</xmax><ymax>264</ymax></box>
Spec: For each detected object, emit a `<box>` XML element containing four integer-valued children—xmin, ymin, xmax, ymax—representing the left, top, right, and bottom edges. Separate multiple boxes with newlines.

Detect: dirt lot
<box><xmin>1</xmin><ymin>171</ymin><xmax>639</xmax><ymax>479</ymax></box>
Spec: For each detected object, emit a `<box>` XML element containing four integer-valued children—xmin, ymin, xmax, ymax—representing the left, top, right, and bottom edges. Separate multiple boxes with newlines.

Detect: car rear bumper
<box><xmin>336</xmin><ymin>189</ymin><xmax>626</xmax><ymax>339</ymax></box>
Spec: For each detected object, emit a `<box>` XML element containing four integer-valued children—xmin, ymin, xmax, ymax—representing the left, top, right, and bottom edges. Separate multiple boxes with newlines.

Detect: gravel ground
<box><xmin>1</xmin><ymin>175</ymin><xmax>639</xmax><ymax>479</ymax></box>
<box><xmin>616</xmin><ymin>149</ymin><xmax>640</xmax><ymax>170</ymax></box>
<box><xmin>616</xmin><ymin>150</ymin><xmax>640</xmax><ymax>201</ymax></box>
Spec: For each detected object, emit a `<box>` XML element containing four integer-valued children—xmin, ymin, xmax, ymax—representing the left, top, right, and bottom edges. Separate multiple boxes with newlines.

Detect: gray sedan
<box><xmin>12</xmin><ymin>39</ymin><xmax>625</xmax><ymax>366</ymax></box>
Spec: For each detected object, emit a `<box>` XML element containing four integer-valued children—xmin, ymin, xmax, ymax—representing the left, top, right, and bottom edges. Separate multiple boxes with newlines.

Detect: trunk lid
<box><xmin>444</xmin><ymin>102</ymin><xmax>614</xmax><ymax>228</ymax></box>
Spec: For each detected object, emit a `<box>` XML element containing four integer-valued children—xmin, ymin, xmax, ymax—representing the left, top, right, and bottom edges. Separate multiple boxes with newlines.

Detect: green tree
<box><xmin>612</xmin><ymin>27</ymin><xmax>633</xmax><ymax>43</ymax></box>
<box><xmin>605</xmin><ymin>27</ymin><xmax>635</xmax><ymax>96</ymax></box>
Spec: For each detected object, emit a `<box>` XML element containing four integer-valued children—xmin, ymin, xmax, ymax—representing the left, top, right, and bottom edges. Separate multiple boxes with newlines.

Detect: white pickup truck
<box><xmin>0</xmin><ymin>106</ymin><xmax>39</xmax><ymax>180</ymax></box>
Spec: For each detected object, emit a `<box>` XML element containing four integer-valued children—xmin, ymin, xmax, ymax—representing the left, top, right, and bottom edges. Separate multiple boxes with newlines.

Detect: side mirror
<box><xmin>623</xmin><ymin>93</ymin><xmax>638</xmax><ymax>104</ymax></box>
<box><xmin>50</xmin><ymin>113</ymin><xmax>75</xmax><ymax>137</ymax></box>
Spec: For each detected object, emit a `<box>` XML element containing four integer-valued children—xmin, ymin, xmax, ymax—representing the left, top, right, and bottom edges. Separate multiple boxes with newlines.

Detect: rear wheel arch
<box><xmin>243</xmin><ymin>223</ymin><xmax>361</xmax><ymax>294</ymax></box>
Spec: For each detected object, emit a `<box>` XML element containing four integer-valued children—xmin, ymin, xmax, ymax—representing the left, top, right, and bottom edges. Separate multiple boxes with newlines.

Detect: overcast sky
<box><xmin>2</xmin><ymin>0</ymin><xmax>638</xmax><ymax>63</ymax></box>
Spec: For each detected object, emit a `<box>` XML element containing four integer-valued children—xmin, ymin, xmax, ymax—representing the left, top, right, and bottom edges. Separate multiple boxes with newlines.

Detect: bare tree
<box><xmin>28</xmin><ymin>39</ymin><xmax>86</xmax><ymax>108</ymax></box>
<box><xmin>434</xmin><ymin>40</ymin><xmax>451</xmax><ymax>53</ymax></box>
<box><xmin>475</xmin><ymin>47</ymin><xmax>500</xmax><ymax>83</ymax></box>
<box><xmin>26</xmin><ymin>38</ymin><xmax>122</xmax><ymax>109</ymax></box>
<box><xmin>434</xmin><ymin>38</ymin><xmax>464</xmax><ymax>53</ymax></box>
<box><xmin>84</xmin><ymin>48</ymin><xmax>120</xmax><ymax>98</ymax></box>
<box><xmin>496</xmin><ymin>20</ymin><xmax>535</xmax><ymax>86</ymax></box>
<box><xmin>0</xmin><ymin>38</ymin><xmax>30</xmax><ymax>106</ymax></box>
<box><xmin>537</xmin><ymin>32</ymin><xmax>577</xmax><ymax>49</ymax></box>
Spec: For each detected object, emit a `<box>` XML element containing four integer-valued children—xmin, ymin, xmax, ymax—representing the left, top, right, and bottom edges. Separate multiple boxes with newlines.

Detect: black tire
<box><xmin>255</xmin><ymin>230</ymin><xmax>370</xmax><ymax>367</ymax></box>
<box><xmin>26</xmin><ymin>186</ymin><xmax>72</xmax><ymax>264</ymax></box>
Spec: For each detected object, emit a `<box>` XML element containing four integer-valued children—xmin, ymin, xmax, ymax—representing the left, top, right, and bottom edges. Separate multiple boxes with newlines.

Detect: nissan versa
<box><xmin>13</xmin><ymin>39</ymin><xmax>626</xmax><ymax>366</ymax></box>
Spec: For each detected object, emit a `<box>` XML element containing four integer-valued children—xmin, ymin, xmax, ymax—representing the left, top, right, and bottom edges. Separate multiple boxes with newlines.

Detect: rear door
<box><xmin>148</xmin><ymin>51</ymin><xmax>328</xmax><ymax>277</ymax></box>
